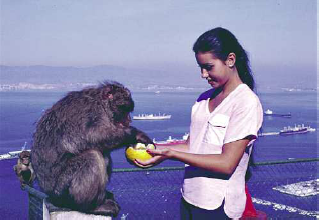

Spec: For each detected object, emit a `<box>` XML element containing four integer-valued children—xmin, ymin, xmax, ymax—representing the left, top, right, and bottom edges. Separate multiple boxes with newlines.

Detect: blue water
<box><xmin>0</xmin><ymin>89</ymin><xmax>317</xmax><ymax>165</ymax></box>
<box><xmin>0</xmin><ymin>89</ymin><xmax>317</xmax><ymax>219</ymax></box>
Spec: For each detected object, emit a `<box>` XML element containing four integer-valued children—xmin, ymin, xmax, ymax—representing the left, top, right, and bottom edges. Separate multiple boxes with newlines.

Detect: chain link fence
<box><xmin>25</xmin><ymin>158</ymin><xmax>318</xmax><ymax>220</ymax></box>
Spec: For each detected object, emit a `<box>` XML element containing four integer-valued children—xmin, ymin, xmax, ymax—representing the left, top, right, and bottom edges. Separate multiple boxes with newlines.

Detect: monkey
<box><xmin>13</xmin><ymin>150</ymin><xmax>36</xmax><ymax>188</ymax></box>
<box><xmin>31</xmin><ymin>81</ymin><xmax>153</xmax><ymax>217</ymax></box>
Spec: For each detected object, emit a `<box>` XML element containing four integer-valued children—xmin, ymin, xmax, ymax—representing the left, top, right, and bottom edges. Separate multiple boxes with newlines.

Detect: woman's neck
<box><xmin>220</xmin><ymin>70</ymin><xmax>243</xmax><ymax>96</ymax></box>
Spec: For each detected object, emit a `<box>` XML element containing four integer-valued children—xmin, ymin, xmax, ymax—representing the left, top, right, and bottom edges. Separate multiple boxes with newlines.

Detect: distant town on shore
<box><xmin>0</xmin><ymin>82</ymin><xmax>209</xmax><ymax>92</ymax></box>
<box><xmin>0</xmin><ymin>65</ymin><xmax>317</xmax><ymax>92</ymax></box>
<box><xmin>0</xmin><ymin>82</ymin><xmax>316</xmax><ymax>93</ymax></box>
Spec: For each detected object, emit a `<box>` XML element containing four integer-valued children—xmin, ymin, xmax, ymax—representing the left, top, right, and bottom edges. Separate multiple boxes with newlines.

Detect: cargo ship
<box><xmin>264</xmin><ymin>109</ymin><xmax>292</xmax><ymax>118</ymax></box>
<box><xmin>279</xmin><ymin>124</ymin><xmax>311</xmax><ymax>135</ymax></box>
<box><xmin>133</xmin><ymin>113</ymin><xmax>171</xmax><ymax>120</ymax></box>
<box><xmin>153</xmin><ymin>133</ymin><xmax>189</xmax><ymax>145</ymax></box>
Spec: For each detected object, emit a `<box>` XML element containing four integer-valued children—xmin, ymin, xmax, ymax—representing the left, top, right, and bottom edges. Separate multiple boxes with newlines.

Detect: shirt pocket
<box><xmin>203</xmin><ymin>114</ymin><xmax>230</xmax><ymax>146</ymax></box>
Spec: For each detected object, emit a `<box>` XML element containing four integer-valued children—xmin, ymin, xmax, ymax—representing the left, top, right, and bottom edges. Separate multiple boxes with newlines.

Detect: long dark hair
<box><xmin>193</xmin><ymin>27</ymin><xmax>255</xmax><ymax>91</ymax></box>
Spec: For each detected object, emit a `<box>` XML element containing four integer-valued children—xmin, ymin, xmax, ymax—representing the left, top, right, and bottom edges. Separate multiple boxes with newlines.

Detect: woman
<box><xmin>136</xmin><ymin>27</ymin><xmax>263</xmax><ymax>219</ymax></box>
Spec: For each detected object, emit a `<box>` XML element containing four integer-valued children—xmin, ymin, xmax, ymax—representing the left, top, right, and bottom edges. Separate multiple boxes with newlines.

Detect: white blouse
<box><xmin>181</xmin><ymin>84</ymin><xmax>263</xmax><ymax>219</ymax></box>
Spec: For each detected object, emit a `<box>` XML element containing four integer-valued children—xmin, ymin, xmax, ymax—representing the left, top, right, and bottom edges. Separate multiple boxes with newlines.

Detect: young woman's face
<box><xmin>195</xmin><ymin>52</ymin><xmax>231</xmax><ymax>89</ymax></box>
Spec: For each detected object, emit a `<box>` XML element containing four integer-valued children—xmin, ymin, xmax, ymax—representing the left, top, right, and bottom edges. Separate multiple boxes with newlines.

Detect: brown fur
<box><xmin>13</xmin><ymin>151</ymin><xmax>36</xmax><ymax>188</ymax></box>
<box><xmin>31</xmin><ymin>81</ymin><xmax>152</xmax><ymax>217</ymax></box>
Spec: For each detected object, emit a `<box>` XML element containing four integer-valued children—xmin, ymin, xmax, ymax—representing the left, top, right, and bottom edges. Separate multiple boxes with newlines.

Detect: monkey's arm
<box><xmin>13</xmin><ymin>164</ymin><xmax>18</xmax><ymax>175</ymax></box>
<box><xmin>13</xmin><ymin>162</ymin><xmax>26</xmax><ymax>175</ymax></box>
<box><xmin>119</xmin><ymin>126</ymin><xmax>153</xmax><ymax>146</ymax></box>
<box><xmin>134</xmin><ymin>127</ymin><xmax>153</xmax><ymax>144</ymax></box>
<box><xmin>86</xmin><ymin>123</ymin><xmax>153</xmax><ymax>149</ymax></box>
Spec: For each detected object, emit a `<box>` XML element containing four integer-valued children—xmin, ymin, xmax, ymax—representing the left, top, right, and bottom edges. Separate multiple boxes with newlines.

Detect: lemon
<box><xmin>146</xmin><ymin>143</ymin><xmax>156</xmax><ymax>150</ymax></box>
<box><xmin>125</xmin><ymin>143</ymin><xmax>155</xmax><ymax>162</ymax></box>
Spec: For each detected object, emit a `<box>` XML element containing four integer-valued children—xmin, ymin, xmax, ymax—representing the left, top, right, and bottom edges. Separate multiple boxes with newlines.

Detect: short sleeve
<box><xmin>224</xmin><ymin>100</ymin><xmax>263</xmax><ymax>145</ymax></box>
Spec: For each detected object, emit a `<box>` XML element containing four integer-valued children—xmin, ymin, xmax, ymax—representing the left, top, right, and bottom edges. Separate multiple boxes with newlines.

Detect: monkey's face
<box><xmin>104</xmin><ymin>84</ymin><xmax>135</xmax><ymax>127</ymax></box>
<box><xmin>19</xmin><ymin>151</ymin><xmax>31</xmax><ymax>165</ymax></box>
<box><xmin>118</xmin><ymin>113</ymin><xmax>132</xmax><ymax>128</ymax></box>
<box><xmin>113</xmin><ymin>99</ymin><xmax>134</xmax><ymax>128</ymax></box>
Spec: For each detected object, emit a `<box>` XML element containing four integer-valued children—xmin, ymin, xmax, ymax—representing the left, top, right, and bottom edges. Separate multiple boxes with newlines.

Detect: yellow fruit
<box><xmin>146</xmin><ymin>144</ymin><xmax>155</xmax><ymax>150</ymax></box>
<box><xmin>125</xmin><ymin>143</ymin><xmax>155</xmax><ymax>162</ymax></box>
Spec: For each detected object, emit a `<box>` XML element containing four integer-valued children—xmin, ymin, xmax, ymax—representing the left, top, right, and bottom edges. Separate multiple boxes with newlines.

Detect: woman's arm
<box><xmin>136</xmin><ymin>138</ymin><xmax>250</xmax><ymax>175</ymax></box>
<box><xmin>155</xmin><ymin>136</ymin><xmax>190</xmax><ymax>152</ymax></box>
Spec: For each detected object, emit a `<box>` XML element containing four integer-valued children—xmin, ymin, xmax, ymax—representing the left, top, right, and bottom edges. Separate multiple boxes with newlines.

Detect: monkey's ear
<box><xmin>102</xmin><ymin>84</ymin><xmax>114</xmax><ymax>100</ymax></box>
<box><xmin>108</xmin><ymin>94</ymin><xmax>113</xmax><ymax>100</ymax></box>
<box><xmin>103</xmin><ymin>91</ymin><xmax>114</xmax><ymax>100</ymax></box>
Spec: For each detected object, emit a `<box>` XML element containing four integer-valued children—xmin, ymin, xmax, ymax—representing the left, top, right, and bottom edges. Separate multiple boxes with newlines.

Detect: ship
<box><xmin>264</xmin><ymin>109</ymin><xmax>292</xmax><ymax>118</ymax></box>
<box><xmin>0</xmin><ymin>142</ymin><xmax>30</xmax><ymax>160</ymax></box>
<box><xmin>279</xmin><ymin>124</ymin><xmax>311</xmax><ymax>135</ymax></box>
<box><xmin>133</xmin><ymin>113</ymin><xmax>171</xmax><ymax>120</ymax></box>
<box><xmin>154</xmin><ymin>133</ymin><xmax>189</xmax><ymax>145</ymax></box>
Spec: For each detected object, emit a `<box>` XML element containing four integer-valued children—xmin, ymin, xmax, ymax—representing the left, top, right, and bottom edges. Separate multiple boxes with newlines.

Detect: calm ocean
<box><xmin>0</xmin><ymin>89</ymin><xmax>317</xmax><ymax>164</ymax></box>
<box><xmin>0</xmin><ymin>89</ymin><xmax>317</xmax><ymax>219</ymax></box>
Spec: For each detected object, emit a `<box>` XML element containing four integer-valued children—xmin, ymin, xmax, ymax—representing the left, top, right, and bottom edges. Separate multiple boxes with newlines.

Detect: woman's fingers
<box><xmin>146</xmin><ymin>148</ymin><xmax>161</xmax><ymax>155</ymax></box>
<box><xmin>147</xmin><ymin>148</ymin><xmax>169</xmax><ymax>156</ymax></box>
<box><xmin>135</xmin><ymin>155</ymin><xmax>163</xmax><ymax>166</ymax></box>
<box><xmin>134</xmin><ymin>148</ymin><xmax>171</xmax><ymax>168</ymax></box>
<box><xmin>133</xmin><ymin>160</ymin><xmax>153</xmax><ymax>168</ymax></box>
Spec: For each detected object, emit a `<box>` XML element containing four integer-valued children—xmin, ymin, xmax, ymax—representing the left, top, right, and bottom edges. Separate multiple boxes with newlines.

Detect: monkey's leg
<box><xmin>53</xmin><ymin>149</ymin><xmax>120</xmax><ymax>216</ymax></box>
<box><xmin>92</xmin><ymin>190</ymin><xmax>121</xmax><ymax>217</ymax></box>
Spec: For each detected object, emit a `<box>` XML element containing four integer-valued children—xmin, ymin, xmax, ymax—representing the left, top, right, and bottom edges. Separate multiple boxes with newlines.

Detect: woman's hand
<box><xmin>134</xmin><ymin>148</ymin><xmax>173</xmax><ymax>168</ymax></box>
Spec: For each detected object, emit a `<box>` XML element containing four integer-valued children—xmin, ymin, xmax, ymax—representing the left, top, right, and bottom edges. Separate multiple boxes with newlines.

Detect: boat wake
<box><xmin>0</xmin><ymin>142</ymin><xmax>29</xmax><ymax>160</ymax></box>
<box><xmin>252</xmin><ymin>197</ymin><xmax>318</xmax><ymax>217</ymax></box>
<box><xmin>259</xmin><ymin>132</ymin><xmax>280</xmax><ymax>136</ymax></box>
<box><xmin>272</xmin><ymin>179</ymin><xmax>318</xmax><ymax>197</ymax></box>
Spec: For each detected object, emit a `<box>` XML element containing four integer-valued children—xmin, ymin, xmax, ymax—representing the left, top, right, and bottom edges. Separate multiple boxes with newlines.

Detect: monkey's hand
<box><xmin>135</xmin><ymin>130</ymin><xmax>154</xmax><ymax>145</ymax></box>
<box><xmin>122</xmin><ymin>127</ymin><xmax>154</xmax><ymax>147</ymax></box>
<box><xmin>13</xmin><ymin>165</ymin><xmax>18</xmax><ymax>175</ymax></box>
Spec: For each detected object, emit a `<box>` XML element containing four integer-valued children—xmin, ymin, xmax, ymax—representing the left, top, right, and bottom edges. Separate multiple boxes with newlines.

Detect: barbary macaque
<box><xmin>31</xmin><ymin>81</ymin><xmax>153</xmax><ymax>217</ymax></box>
<box><xmin>13</xmin><ymin>150</ymin><xmax>36</xmax><ymax>188</ymax></box>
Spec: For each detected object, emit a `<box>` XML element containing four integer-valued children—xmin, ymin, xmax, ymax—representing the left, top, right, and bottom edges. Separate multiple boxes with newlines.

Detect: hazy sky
<box><xmin>0</xmin><ymin>0</ymin><xmax>317</xmax><ymax>73</ymax></box>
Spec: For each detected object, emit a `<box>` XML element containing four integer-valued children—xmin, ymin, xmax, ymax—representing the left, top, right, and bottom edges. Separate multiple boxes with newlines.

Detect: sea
<box><xmin>0</xmin><ymin>88</ymin><xmax>317</xmax><ymax>219</ymax></box>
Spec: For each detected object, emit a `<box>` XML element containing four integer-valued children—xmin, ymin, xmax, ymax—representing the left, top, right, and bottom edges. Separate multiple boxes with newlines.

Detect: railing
<box><xmin>25</xmin><ymin>158</ymin><xmax>319</xmax><ymax>220</ymax></box>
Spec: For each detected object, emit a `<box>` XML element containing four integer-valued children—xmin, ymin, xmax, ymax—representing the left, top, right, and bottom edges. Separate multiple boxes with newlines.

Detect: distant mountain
<box><xmin>0</xmin><ymin>65</ymin><xmax>204</xmax><ymax>88</ymax></box>
<box><xmin>1</xmin><ymin>64</ymin><xmax>316</xmax><ymax>91</ymax></box>
<box><xmin>253</xmin><ymin>64</ymin><xmax>317</xmax><ymax>91</ymax></box>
